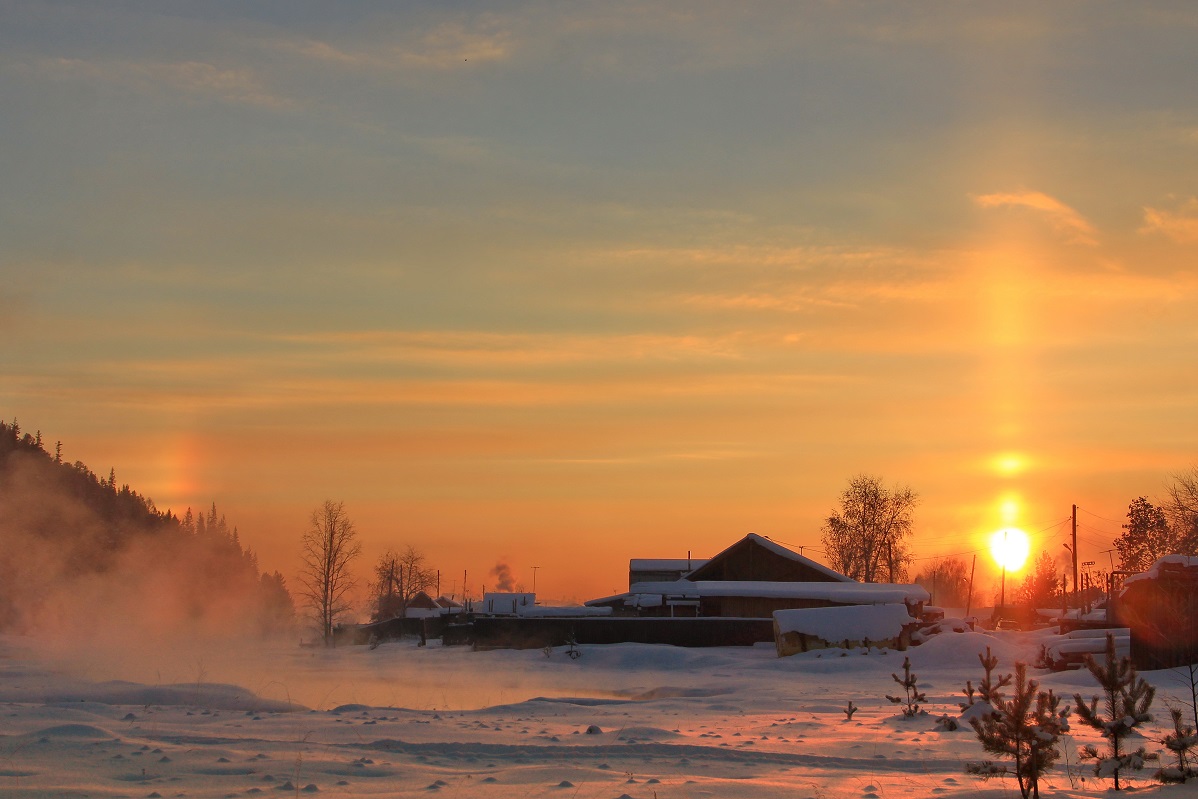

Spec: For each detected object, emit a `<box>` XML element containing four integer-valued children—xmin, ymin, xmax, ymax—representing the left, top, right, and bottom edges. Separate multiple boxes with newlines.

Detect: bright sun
<box><xmin>989</xmin><ymin>527</ymin><xmax>1030</xmax><ymax>571</ymax></box>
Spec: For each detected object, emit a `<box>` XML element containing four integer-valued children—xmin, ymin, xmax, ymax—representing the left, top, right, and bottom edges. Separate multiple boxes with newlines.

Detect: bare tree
<box><xmin>371</xmin><ymin>545</ymin><xmax>435</xmax><ymax>621</ymax></box>
<box><xmin>914</xmin><ymin>557</ymin><xmax>971</xmax><ymax>607</ymax></box>
<box><xmin>298</xmin><ymin>500</ymin><xmax>362</xmax><ymax>646</ymax></box>
<box><xmin>821</xmin><ymin>474</ymin><xmax>917</xmax><ymax>582</ymax></box>
<box><xmin>1164</xmin><ymin>467</ymin><xmax>1198</xmax><ymax>553</ymax></box>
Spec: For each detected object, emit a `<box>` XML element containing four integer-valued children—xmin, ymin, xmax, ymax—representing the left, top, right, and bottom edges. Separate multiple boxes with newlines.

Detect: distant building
<box><xmin>629</xmin><ymin>558</ymin><xmax>709</xmax><ymax>588</ymax></box>
<box><xmin>588</xmin><ymin>533</ymin><xmax>928</xmax><ymax>619</ymax></box>
<box><xmin>1115</xmin><ymin>555</ymin><xmax>1198</xmax><ymax>669</ymax></box>
<box><xmin>481</xmin><ymin>592</ymin><xmax>536</xmax><ymax>615</ymax></box>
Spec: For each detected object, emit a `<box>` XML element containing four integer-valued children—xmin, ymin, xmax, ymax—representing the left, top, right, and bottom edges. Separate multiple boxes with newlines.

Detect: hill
<box><xmin>0</xmin><ymin>419</ymin><xmax>293</xmax><ymax>638</ymax></box>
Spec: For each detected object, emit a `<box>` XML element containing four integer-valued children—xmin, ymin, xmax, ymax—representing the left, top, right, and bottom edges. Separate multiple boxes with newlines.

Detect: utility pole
<box><xmin>1072</xmin><ymin>504</ymin><xmax>1079</xmax><ymax>610</ymax></box>
<box><xmin>531</xmin><ymin>566</ymin><xmax>540</xmax><ymax>593</ymax></box>
<box><xmin>965</xmin><ymin>554</ymin><xmax>976</xmax><ymax>618</ymax></box>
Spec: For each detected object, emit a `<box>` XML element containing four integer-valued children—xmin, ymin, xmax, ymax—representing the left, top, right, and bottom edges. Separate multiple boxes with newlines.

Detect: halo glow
<box><xmin>989</xmin><ymin>528</ymin><xmax>1030</xmax><ymax>572</ymax></box>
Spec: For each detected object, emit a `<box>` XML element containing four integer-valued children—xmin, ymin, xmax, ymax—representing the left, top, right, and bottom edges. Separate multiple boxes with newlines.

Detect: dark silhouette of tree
<box><xmin>371</xmin><ymin>545</ymin><xmax>436</xmax><ymax>621</ymax></box>
<box><xmin>1016</xmin><ymin>552</ymin><xmax>1061</xmax><ymax>608</ymax></box>
<box><xmin>821</xmin><ymin>474</ymin><xmax>917</xmax><ymax>582</ymax></box>
<box><xmin>1164</xmin><ymin>468</ymin><xmax>1198</xmax><ymax>556</ymax></box>
<box><xmin>914</xmin><ymin>557</ymin><xmax>970</xmax><ymax>607</ymax></box>
<box><xmin>1116</xmin><ymin>496</ymin><xmax>1186</xmax><ymax>573</ymax></box>
<box><xmin>298</xmin><ymin>500</ymin><xmax>362</xmax><ymax>646</ymax></box>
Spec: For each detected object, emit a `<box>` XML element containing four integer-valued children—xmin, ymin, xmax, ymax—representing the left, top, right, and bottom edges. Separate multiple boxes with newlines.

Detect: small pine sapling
<box><xmin>1156</xmin><ymin>706</ymin><xmax>1198</xmax><ymax>784</ymax></box>
<box><xmin>959</xmin><ymin>646</ymin><xmax>1013</xmax><ymax>726</ymax></box>
<box><xmin>967</xmin><ymin>661</ymin><xmax>1070</xmax><ymax>799</ymax></box>
<box><xmin>887</xmin><ymin>656</ymin><xmax>926</xmax><ymax>718</ymax></box>
<box><xmin>1073</xmin><ymin>633</ymin><xmax>1156</xmax><ymax>790</ymax></box>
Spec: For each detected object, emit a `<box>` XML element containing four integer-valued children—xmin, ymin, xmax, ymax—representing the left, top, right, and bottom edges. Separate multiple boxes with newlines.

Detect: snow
<box><xmin>1122</xmin><ymin>555</ymin><xmax>1198</xmax><ymax>585</ymax></box>
<box><xmin>2</xmin><ymin>628</ymin><xmax>1194</xmax><ymax>798</ymax></box>
<box><xmin>774</xmin><ymin>604</ymin><xmax>918</xmax><ymax>643</ymax></box>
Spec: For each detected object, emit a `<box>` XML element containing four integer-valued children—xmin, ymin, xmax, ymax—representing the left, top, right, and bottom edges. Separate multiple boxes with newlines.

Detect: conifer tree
<box><xmin>886</xmin><ymin>656</ymin><xmax>926</xmax><ymax>717</ymax></box>
<box><xmin>967</xmin><ymin>661</ymin><xmax>1070</xmax><ymax>799</ymax></box>
<box><xmin>1073</xmin><ymin>634</ymin><xmax>1156</xmax><ymax>790</ymax></box>
<box><xmin>1156</xmin><ymin>706</ymin><xmax>1198</xmax><ymax>784</ymax></box>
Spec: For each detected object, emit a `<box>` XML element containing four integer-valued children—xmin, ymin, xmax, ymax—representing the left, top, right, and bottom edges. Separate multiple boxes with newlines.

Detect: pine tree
<box><xmin>1073</xmin><ymin>634</ymin><xmax>1156</xmax><ymax>790</ymax></box>
<box><xmin>886</xmin><ymin>656</ymin><xmax>926</xmax><ymax>717</ymax></box>
<box><xmin>1157</xmin><ymin>706</ymin><xmax>1198</xmax><ymax>784</ymax></box>
<box><xmin>967</xmin><ymin>662</ymin><xmax>1070</xmax><ymax>799</ymax></box>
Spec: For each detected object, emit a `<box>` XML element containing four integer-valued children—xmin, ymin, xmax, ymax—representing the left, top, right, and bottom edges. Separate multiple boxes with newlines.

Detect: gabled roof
<box><xmin>684</xmin><ymin>533</ymin><xmax>853</xmax><ymax>583</ymax></box>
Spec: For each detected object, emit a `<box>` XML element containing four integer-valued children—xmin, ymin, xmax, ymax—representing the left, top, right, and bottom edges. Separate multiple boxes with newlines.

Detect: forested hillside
<box><xmin>0</xmin><ymin>419</ymin><xmax>293</xmax><ymax>638</ymax></box>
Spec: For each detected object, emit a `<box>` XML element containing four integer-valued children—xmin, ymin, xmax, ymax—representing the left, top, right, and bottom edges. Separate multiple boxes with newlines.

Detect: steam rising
<box><xmin>489</xmin><ymin>561</ymin><xmax>515</xmax><ymax>592</ymax></box>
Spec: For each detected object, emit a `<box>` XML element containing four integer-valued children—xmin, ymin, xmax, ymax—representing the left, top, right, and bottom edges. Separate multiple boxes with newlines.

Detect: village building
<box><xmin>1113</xmin><ymin>554</ymin><xmax>1198</xmax><ymax>669</ymax></box>
<box><xmin>587</xmin><ymin>533</ymin><xmax>928</xmax><ymax>620</ymax></box>
<box><xmin>628</xmin><ymin>558</ymin><xmax>709</xmax><ymax>587</ymax></box>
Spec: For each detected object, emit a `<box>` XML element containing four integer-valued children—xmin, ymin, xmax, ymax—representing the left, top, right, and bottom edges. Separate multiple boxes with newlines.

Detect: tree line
<box><xmin>0</xmin><ymin>419</ymin><xmax>295</xmax><ymax>637</ymax></box>
<box><xmin>298</xmin><ymin>499</ymin><xmax>439</xmax><ymax>646</ymax></box>
<box><xmin>822</xmin><ymin>468</ymin><xmax>1198</xmax><ymax>610</ymax></box>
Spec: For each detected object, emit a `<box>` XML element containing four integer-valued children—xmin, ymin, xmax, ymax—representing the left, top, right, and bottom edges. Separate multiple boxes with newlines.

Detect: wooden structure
<box><xmin>1115</xmin><ymin>556</ymin><xmax>1198</xmax><ymax>670</ymax></box>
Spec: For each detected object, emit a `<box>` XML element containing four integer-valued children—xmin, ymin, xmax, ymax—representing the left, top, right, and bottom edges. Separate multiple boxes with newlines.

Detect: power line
<box><xmin>1077</xmin><ymin>506</ymin><xmax>1125</xmax><ymax>525</ymax></box>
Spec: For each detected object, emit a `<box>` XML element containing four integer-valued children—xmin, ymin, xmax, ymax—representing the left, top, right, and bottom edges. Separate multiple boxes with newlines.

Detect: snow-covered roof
<box><xmin>624</xmin><ymin>579</ymin><xmax>929</xmax><ymax>604</ymax></box>
<box><xmin>774</xmin><ymin>604</ymin><xmax>919</xmax><ymax>642</ymax></box>
<box><xmin>1122</xmin><ymin>555</ymin><xmax>1198</xmax><ymax>586</ymax></box>
<box><xmin>630</xmin><ymin>558</ymin><xmax>709</xmax><ymax>572</ymax></box>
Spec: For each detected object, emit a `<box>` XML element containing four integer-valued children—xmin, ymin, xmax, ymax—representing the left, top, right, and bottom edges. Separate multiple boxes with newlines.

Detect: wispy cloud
<box><xmin>29</xmin><ymin>57</ymin><xmax>293</xmax><ymax>109</ymax></box>
<box><xmin>277</xmin><ymin>18</ymin><xmax>512</xmax><ymax>72</ymax></box>
<box><xmin>972</xmin><ymin>190</ymin><xmax>1098</xmax><ymax>245</ymax></box>
<box><xmin>1140</xmin><ymin>198</ymin><xmax>1198</xmax><ymax>244</ymax></box>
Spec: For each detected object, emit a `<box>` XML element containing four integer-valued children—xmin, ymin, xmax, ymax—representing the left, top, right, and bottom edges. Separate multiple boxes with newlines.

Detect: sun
<box><xmin>990</xmin><ymin>527</ymin><xmax>1030</xmax><ymax>572</ymax></box>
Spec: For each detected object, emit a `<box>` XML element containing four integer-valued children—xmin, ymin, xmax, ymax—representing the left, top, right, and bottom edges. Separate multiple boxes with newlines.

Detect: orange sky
<box><xmin>3</xmin><ymin>4</ymin><xmax>1197</xmax><ymax>610</ymax></box>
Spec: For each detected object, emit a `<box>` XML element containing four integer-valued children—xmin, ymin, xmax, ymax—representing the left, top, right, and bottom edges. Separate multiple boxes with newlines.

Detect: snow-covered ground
<box><xmin>2</xmin><ymin>627</ymin><xmax>1196</xmax><ymax>798</ymax></box>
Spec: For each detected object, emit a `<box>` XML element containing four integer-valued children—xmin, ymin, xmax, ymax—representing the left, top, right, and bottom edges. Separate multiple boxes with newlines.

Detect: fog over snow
<box><xmin>4</xmin><ymin>627</ymin><xmax>1197</xmax><ymax>798</ymax></box>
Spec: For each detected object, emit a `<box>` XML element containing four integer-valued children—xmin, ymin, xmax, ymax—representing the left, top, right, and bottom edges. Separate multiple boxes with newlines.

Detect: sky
<box><xmin>2</xmin><ymin>1</ymin><xmax>1197</xmax><ymax>608</ymax></box>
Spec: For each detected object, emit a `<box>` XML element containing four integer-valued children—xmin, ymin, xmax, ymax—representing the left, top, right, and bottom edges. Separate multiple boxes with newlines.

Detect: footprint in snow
<box><xmin>481</xmin><ymin>777</ymin><xmax>498</xmax><ymax>784</ymax></box>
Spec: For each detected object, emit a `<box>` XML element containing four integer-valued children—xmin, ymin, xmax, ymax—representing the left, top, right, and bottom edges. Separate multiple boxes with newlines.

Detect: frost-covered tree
<box><xmin>821</xmin><ymin>474</ymin><xmax>917</xmax><ymax>582</ymax></box>
<box><xmin>1073</xmin><ymin>634</ymin><xmax>1156</xmax><ymax>790</ymax></box>
<box><xmin>967</xmin><ymin>661</ymin><xmax>1070</xmax><ymax>799</ymax></box>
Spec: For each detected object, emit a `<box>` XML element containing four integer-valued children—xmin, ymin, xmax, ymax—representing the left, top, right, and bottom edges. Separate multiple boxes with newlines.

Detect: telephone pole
<box><xmin>1071</xmin><ymin>504</ymin><xmax>1079</xmax><ymax>609</ymax></box>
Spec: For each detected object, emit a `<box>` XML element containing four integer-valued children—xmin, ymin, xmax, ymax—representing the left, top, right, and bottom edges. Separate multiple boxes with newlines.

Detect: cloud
<box><xmin>276</xmin><ymin>18</ymin><xmax>512</xmax><ymax>72</ymax></box>
<box><xmin>1140</xmin><ymin>198</ymin><xmax>1198</xmax><ymax>244</ymax></box>
<box><xmin>31</xmin><ymin>57</ymin><xmax>293</xmax><ymax>109</ymax></box>
<box><xmin>972</xmin><ymin>190</ymin><xmax>1098</xmax><ymax>245</ymax></box>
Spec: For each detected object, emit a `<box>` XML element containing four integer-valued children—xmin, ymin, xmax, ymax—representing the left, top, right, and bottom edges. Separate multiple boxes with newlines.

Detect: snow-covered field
<box><xmin>2</xmin><ymin>627</ymin><xmax>1195</xmax><ymax>798</ymax></box>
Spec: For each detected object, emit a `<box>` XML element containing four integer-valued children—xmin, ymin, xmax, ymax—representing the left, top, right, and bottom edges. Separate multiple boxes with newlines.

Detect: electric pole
<box><xmin>1072</xmin><ymin>503</ymin><xmax>1079</xmax><ymax>609</ymax></box>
